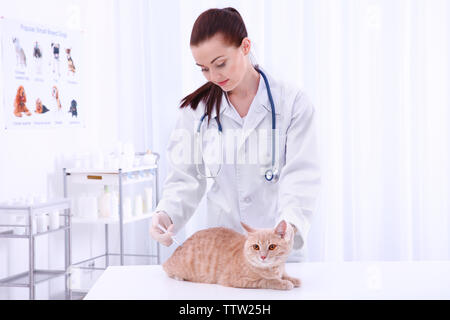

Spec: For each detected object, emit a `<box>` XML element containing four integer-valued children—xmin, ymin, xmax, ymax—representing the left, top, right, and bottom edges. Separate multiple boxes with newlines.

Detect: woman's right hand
<box><xmin>150</xmin><ymin>211</ymin><xmax>175</xmax><ymax>246</ymax></box>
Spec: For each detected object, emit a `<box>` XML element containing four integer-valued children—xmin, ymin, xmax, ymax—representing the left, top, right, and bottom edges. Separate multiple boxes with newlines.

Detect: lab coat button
<box><xmin>244</xmin><ymin>196</ymin><xmax>252</xmax><ymax>203</ymax></box>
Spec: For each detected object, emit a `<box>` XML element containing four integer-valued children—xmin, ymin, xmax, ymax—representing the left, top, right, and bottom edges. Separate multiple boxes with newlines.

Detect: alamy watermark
<box><xmin>168</xmin><ymin>127</ymin><xmax>283</xmax><ymax>166</ymax></box>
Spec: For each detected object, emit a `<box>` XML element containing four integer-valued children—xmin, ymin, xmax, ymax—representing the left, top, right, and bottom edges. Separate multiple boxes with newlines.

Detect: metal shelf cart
<box><xmin>62</xmin><ymin>153</ymin><xmax>160</xmax><ymax>295</ymax></box>
<box><xmin>0</xmin><ymin>198</ymin><xmax>72</xmax><ymax>300</ymax></box>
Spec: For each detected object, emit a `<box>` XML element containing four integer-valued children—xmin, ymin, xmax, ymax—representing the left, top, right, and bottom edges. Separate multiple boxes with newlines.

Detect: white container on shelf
<box><xmin>76</xmin><ymin>195</ymin><xmax>85</xmax><ymax>218</ymax></box>
<box><xmin>34</xmin><ymin>195</ymin><xmax>47</xmax><ymax>205</ymax></box>
<box><xmin>123</xmin><ymin>197</ymin><xmax>132</xmax><ymax>219</ymax></box>
<box><xmin>37</xmin><ymin>214</ymin><xmax>48</xmax><ymax>233</ymax></box>
<box><xmin>25</xmin><ymin>194</ymin><xmax>34</xmax><ymax>206</ymax></box>
<box><xmin>0</xmin><ymin>215</ymin><xmax>9</xmax><ymax>233</ymax></box>
<box><xmin>105</xmin><ymin>154</ymin><xmax>119</xmax><ymax>171</ymax></box>
<box><xmin>74</xmin><ymin>156</ymin><xmax>83</xmax><ymax>168</ymax></box>
<box><xmin>98</xmin><ymin>186</ymin><xmax>112</xmax><ymax>219</ymax></box>
<box><xmin>77</xmin><ymin>194</ymin><xmax>88</xmax><ymax>218</ymax></box>
<box><xmin>134</xmin><ymin>195</ymin><xmax>143</xmax><ymax>216</ymax></box>
<box><xmin>13</xmin><ymin>215</ymin><xmax>27</xmax><ymax>235</ymax></box>
<box><xmin>111</xmin><ymin>192</ymin><xmax>119</xmax><ymax>220</ymax></box>
<box><xmin>89</xmin><ymin>196</ymin><xmax>99</xmax><ymax>220</ymax></box>
<box><xmin>32</xmin><ymin>215</ymin><xmax>37</xmax><ymax>234</ymax></box>
<box><xmin>122</xmin><ymin>142</ymin><xmax>135</xmax><ymax>169</ymax></box>
<box><xmin>143</xmin><ymin>188</ymin><xmax>153</xmax><ymax>213</ymax></box>
<box><xmin>142</xmin><ymin>151</ymin><xmax>157</xmax><ymax>166</ymax></box>
<box><xmin>11</xmin><ymin>215</ymin><xmax>34</xmax><ymax>235</ymax></box>
<box><xmin>49</xmin><ymin>211</ymin><xmax>60</xmax><ymax>230</ymax></box>
<box><xmin>80</xmin><ymin>195</ymin><xmax>98</xmax><ymax>220</ymax></box>
<box><xmin>123</xmin><ymin>142</ymin><xmax>134</xmax><ymax>157</ymax></box>
<box><xmin>71</xmin><ymin>197</ymin><xmax>78</xmax><ymax>218</ymax></box>
<box><xmin>91</xmin><ymin>151</ymin><xmax>105</xmax><ymax>170</ymax></box>
<box><xmin>119</xmin><ymin>156</ymin><xmax>128</xmax><ymax>170</ymax></box>
<box><xmin>81</xmin><ymin>154</ymin><xmax>91</xmax><ymax>169</ymax></box>
<box><xmin>115</xmin><ymin>141</ymin><xmax>123</xmax><ymax>158</ymax></box>
<box><xmin>70</xmin><ymin>267</ymin><xmax>82</xmax><ymax>290</ymax></box>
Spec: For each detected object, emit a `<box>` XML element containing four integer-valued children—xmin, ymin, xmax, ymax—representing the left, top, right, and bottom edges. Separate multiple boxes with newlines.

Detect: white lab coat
<box><xmin>156</xmin><ymin>67</ymin><xmax>321</xmax><ymax>261</ymax></box>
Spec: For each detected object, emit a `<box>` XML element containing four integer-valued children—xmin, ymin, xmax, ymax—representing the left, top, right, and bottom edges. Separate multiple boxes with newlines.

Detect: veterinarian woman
<box><xmin>150</xmin><ymin>7</ymin><xmax>321</xmax><ymax>262</ymax></box>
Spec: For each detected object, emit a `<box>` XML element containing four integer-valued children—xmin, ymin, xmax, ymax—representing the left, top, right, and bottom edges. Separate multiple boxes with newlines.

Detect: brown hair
<box><xmin>179</xmin><ymin>7</ymin><xmax>249</xmax><ymax>125</ymax></box>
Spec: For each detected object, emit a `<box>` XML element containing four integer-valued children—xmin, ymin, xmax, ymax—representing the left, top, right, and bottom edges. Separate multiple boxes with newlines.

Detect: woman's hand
<box><xmin>150</xmin><ymin>211</ymin><xmax>175</xmax><ymax>246</ymax></box>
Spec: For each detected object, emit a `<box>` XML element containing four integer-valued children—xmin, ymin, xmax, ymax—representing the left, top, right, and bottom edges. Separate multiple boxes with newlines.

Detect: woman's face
<box><xmin>191</xmin><ymin>33</ymin><xmax>251</xmax><ymax>92</ymax></box>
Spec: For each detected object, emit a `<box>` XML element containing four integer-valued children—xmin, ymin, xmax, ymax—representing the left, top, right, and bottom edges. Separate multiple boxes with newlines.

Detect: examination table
<box><xmin>84</xmin><ymin>261</ymin><xmax>450</xmax><ymax>300</ymax></box>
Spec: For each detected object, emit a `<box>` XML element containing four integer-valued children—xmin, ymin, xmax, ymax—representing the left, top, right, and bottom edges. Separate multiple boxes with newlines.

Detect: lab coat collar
<box><xmin>210</xmin><ymin>66</ymin><xmax>280</xmax><ymax>120</ymax></box>
<box><xmin>235</xmin><ymin>76</ymin><xmax>269</xmax><ymax>150</ymax></box>
<box><xmin>254</xmin><ymin>66</ymin><xmax>281</xmax><ymax>116</ymax></box>
<box><xmin>209</xmin><ymin>93</ymin><xmax>228</xmax><ymax>119</ymax></box>
<box><xmin>237</xmin><ymin>67</ymin><xmax>281</xmax><ymax>151</ymax></box>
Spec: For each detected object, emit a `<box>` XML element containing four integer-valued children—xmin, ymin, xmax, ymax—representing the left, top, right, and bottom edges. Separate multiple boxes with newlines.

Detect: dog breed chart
<box><xmin>1</xmin><ymin>18</ymin><xmax>83</xmax><ymax>129</ymax></box>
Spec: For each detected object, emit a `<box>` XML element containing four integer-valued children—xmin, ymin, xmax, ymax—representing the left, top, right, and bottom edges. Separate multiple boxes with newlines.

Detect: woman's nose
<box><xmin>209</xmin><ymin>69</ymin><xmax>221</xmax><ymax>83</ymax></box>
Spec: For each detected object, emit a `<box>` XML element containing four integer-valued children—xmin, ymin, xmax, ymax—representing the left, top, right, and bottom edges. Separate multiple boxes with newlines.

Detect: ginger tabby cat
<box><xmin>163</xmin><ymin>220</ymin><xmax>300</xmax><ymax>290</ymax></box>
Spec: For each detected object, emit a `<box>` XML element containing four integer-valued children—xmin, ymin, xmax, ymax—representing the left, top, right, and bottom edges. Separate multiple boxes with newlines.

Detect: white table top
<box><xmin>84</xmin><ymin>261</ymin><xmax>450</xmax><ymax>300</ymax></box>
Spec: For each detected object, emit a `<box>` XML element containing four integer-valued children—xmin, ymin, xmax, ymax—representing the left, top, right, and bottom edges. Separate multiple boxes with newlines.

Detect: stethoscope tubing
<box><xmin>196</xmin><ymin>67</ymin><xmax>278</xmax><ymax>182</ymax></box>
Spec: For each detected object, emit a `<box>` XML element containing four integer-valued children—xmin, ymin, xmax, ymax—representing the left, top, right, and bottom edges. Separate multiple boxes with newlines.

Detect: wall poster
<box><xmin>1</xmin><ymin>17</ymin><xmax>83</xmax><ymax>129</ymax></box>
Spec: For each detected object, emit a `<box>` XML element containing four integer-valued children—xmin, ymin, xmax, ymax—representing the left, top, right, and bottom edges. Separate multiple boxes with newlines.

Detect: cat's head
<box><xmin>241</xmin><ymin>220</ymin><xmax>295</xmax><ymax>268</ymax></box>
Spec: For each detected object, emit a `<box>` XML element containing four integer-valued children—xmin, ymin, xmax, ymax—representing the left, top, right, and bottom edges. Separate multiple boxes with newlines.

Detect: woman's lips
<box><xmin>218</xmin><ymin>79</ymin><xmax>229</xmax><ymax>86</ymax></box>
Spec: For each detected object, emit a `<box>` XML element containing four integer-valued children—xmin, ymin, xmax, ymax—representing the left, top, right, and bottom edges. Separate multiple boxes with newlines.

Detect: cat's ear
<box><xmin>241</xmin><ymin>222</ymin><xmax>256</xmax><ymax>233</ymax></box>
<box><xmin>274</xmin><ymin>220</ymin><xmax>287</xmax><ymax>239</ymax></box>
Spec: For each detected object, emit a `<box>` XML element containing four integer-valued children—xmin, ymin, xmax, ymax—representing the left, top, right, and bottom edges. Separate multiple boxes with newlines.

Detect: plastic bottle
<box><xmin>111</xmin><ymin>191</ymin><xmax>119</xmax><ymax>220</ymax></box>
<box><xmin>143</xmin><ymin>188</ymin><xmax>153</xmax><ymax>213</ymax></box>
<box><xmin>123</xmin><ymin>197</ymin><xmax>132</xmax><ymax>219</ymax></box>
<box><xmin>134</xmin><ymin>195</ymin><xmax>143</xmax><ymax>216</ymax></box>
<box><xmin>98</xmin><ymin>185</ymin><xmax>112</xmax><ymax>219</ymax></box>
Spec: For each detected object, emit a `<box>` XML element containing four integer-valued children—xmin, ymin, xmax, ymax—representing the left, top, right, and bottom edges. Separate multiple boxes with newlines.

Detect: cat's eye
<box><xmin>268</xmin><ymin>244</ymin><xmax>277</xmax><ymax>250</ymax></box>
<box><xmin>252</xmin><ymin>244</ymin><xmax>260</xmax><ymax>250</ymax></box>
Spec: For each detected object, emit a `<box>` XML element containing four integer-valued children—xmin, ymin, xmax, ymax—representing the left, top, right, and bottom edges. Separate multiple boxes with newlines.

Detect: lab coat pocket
<box><xmin>200</xmin><ymin>126</ymin><xmax>223</xmax><ymax>177</ymax></box>
<box><xmin>257</xmin><ymin>129</ymin><xmax>286</xmax><ymax>177</ymax></box>
<box><xmin>277</xmin><ymin>132</ymin><xmax>287</xmax><ymax>168</ymax></box>
<box><xmin>262</xmin><ymin>181</ymin><xmax>280</xmax><ymax>218</ymax></box>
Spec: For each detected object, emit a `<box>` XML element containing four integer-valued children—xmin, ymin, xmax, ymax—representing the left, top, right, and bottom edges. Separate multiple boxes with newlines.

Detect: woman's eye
<box><xmin>253</xmin><ymin>244</ymin><xmax>260</xmax><ymax>250</ymax></box>
<box><xmin>200</xmin><ymin>62</ymin><xmax>225</xmax><ymax>72</ymax></box>
<box><xmin>268</xmin><ymin>244</ymin><xmax>277</xmax><ymax>250</ymax></box>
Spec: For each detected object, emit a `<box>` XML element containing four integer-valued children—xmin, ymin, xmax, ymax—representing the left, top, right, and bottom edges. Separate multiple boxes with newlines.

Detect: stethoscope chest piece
<box><xmin>264</xmin><ymin>168</ymin><xmax>279</xmax><ymax>182</ymax></box>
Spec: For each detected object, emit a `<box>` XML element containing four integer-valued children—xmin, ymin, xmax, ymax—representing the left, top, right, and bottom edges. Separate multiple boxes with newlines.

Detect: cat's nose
<box><xmin>261</xmin><ymin>256</ymin><xmax>266</xmax><ymax>260</ymax></box>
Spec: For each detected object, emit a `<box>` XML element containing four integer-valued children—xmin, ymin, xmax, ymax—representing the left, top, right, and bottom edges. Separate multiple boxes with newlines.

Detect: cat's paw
<box><xmin>282</xmin><ymin>274</ymin><xmax>301</xmax><ymax>287</ymax></box>
<box><xmin>167</xmin><ymin>273</ymin><xmax>184</xmax><ymax>281</ymax></box>
<box><xmin>279</xmin><ymin>279</ymin><xmax>294</xmax><ymax>290</ymax></box>
<box><xmin>289</xmin><ymin>277</ymin><xmax>301</xmax><ymax>287</ymax></box>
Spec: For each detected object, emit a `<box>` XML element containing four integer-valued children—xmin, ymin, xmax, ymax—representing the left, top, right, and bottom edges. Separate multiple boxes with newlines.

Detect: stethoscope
<box><xmin>195</xmin><ymin>67</ymin><xmax>279</xmax><ymax>182</ymax></box>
